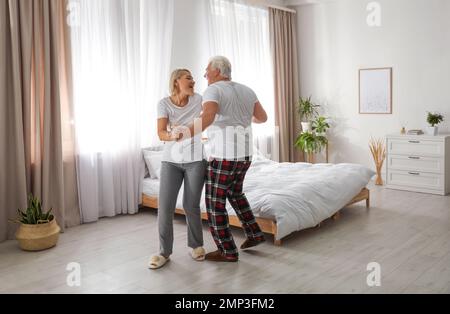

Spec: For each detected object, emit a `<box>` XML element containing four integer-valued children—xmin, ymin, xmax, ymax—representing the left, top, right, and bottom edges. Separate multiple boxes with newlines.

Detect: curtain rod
<box><xmin>247</xmin><ymin>1</ymin><xmax>297</xmax><ymax>14</ymax></box>
<box><xmin>266</xmin><ymin>4</ymin><xmax>297</xmax><ymax>14</ymax></box>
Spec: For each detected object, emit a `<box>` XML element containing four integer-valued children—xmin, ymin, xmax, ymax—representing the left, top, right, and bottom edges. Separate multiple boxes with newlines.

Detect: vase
<box><xmin>306</xmin><ymin>152</ymin><xmax>315</xmax><ymax>164</ymax></box>
<box><xmin>15</xmin><ymin>219</ymin><xmax>61</xmax><ymax>251</ymax></box>
<box><xmin>301</xmin><ymin>122</ymin><xmax>311</xmax><ymax>132</ymax></box>
<box><xmin>375</xmin><ymin>165</ymin><xmax>383</xmax><ymax>185</ymax></box>
<box><xmin>426</xmin><ymin>126</ymin><xmax>438</xmax><ymax>136</ymax></box>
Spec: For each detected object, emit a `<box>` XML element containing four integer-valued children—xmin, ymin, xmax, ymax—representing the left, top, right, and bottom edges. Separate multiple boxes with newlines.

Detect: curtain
<box><xmin>269</xmin><ymin>8</ymin><xmax>303</xmax><ymax>162</ymax></box>
<box><xmin>0</xmin><ymin>0</ymin><xmax>79</xmax><ymax>242</ymax></box>
<box><xmin>69</xmin><ymin>0</ymin><xmax>174</xmax><ymax>222</ymax></box>
<box><xmin>206</xmin><ymin>0</ymin><xmax>278</xmax><ymax>160</ymax></box>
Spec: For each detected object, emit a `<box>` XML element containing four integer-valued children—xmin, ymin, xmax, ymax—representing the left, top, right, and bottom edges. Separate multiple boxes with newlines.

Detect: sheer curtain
<box><xmin>206</xmin><ymin>0</ymin><xmax>277</xmax><ymax>160</ymax></box>
<box><xmin>69</xmin><ymin>0</ymin><xmax>174</xmax><ymax>222</ymax></box>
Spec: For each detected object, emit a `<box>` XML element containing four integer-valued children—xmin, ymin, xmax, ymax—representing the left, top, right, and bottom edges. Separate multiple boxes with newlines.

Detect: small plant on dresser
<box><xmin>426</xmin><ymin>112</ymin><xmax>444</xmax><ymax>136</ymax></box>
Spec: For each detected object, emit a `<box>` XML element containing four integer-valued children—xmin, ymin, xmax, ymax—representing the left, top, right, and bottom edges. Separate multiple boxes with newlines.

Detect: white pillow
<box><xmin>143</xmin><ymin>150</ymin><xmax>163</xmax><ymax>179</ymax></box>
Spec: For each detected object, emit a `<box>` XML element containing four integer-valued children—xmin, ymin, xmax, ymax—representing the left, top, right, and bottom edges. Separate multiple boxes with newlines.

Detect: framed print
<box><xmin>359</xmin><ymin>67</ymin><xmax>392</xmax><ymax>114</ymax></box>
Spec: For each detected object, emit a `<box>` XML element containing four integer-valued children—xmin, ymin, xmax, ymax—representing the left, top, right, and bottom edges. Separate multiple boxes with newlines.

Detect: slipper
<box><xmin>148</xmin><ymin>254</ymin><xmax>170</xmax><ymax>269</ymax></box>
<box><xmin>191</xmin><ymin>247</ymin><xmax>206</xmax><ymax>261</ymax></box>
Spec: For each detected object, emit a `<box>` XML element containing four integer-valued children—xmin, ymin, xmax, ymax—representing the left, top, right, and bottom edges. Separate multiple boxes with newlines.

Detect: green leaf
<box><xmin>17</xmin><ymin>208</ymin><xmax>27</xmax><ymax>219</ymax></box>
<box><xmin>43</xmin><ymin>208</ymin><xmax>53</xmax><ymax>221</ymax></box>
<box><xmin>37</xmin><ymin>199</ymin><xmax>43</xmax><ymax>218</ymax></box>
<box><xmin>12</xmin><ymin>194</ymin><xmax>53</xmax><ymax>224</ymax></box>
<box><xmin>311</xmin><ymin>116</ymin><xmax>330</xmax><ymax>134</ymax></box>
<box><xmin>16</xmin><ymin>207</ymin><xmax>28</xmax><ymax>224</ymax></box>
<box><xmin>27</xmin><ymin>206</ymin><xmax>36</xmax><ymax>224</ymax></box>
<box><xmin>294</xmin><ymin>131</ymin><xmax>328</xmax><ymax>154</ymax></box>
<box><xmin>427</xmin><ymin>112</ymin><xmax>444</xmax><ymax>127</ymax></box>
<box><xmin>297</xmin><ymin>96</ymin><xmax>320</xmax><ymax>121</ymax></box>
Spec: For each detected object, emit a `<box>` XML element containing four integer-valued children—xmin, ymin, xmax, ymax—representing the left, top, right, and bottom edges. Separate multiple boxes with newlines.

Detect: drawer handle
<box><xmin>408</xmin><ymin>172</ymin><xmax>420</xmax><ymax>175</ymax></box>
<box><xmin>408</xmin><ymin>156</ymin><xmax>420</xmax><ymax>159</ymax></box>
<box><xmin>408</xmin><ymin>140</ymin><xmax>420</xmax><ymax>144</ymax></box>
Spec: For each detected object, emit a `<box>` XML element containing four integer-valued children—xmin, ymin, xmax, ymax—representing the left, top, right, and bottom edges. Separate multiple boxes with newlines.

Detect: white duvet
<box><xmin>143</xmin><ymin>155</ymin><xmax>375</xmax><ymax>240</ymax></box>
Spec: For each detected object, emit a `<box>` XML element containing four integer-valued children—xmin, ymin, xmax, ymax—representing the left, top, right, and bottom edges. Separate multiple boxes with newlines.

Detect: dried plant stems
<box><xmin>369</xmin><ymin>137</ymin><xmax>386</xmax><ymax>185</ymax></box>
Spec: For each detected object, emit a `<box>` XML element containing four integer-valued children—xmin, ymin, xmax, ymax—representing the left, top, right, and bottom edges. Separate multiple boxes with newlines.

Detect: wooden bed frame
<box><xmin>141</xmin><ymin>187</ymin><xmax>370</xmax><ymax>246</ymax></box>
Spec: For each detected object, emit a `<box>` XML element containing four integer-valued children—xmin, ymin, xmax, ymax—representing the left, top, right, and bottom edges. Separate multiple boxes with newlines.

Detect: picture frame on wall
<box><xmin>359</xmin><ymin>67</ymin><xmax>392</xmax><ymax>114</ymax></box>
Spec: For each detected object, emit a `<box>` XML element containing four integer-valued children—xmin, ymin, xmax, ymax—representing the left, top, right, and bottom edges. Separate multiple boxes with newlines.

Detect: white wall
<box><xmin>294</xmin><ymin>0</ymin><xmax>450</xmax><ymax>170</ymax></box>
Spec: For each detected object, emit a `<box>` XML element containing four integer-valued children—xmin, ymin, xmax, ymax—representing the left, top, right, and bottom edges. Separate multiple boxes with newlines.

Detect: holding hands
<box><xmin>170</xmin><ymin>125</ymin><xmax>189</xmax><ymax>141</ymax></box>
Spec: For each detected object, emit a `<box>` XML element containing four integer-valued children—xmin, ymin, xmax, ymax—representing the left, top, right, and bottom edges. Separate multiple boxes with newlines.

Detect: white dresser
<box><xmin>386</xmin><ymin>134</ymin><xmax>450</xmax><ymax>195</ymax></box>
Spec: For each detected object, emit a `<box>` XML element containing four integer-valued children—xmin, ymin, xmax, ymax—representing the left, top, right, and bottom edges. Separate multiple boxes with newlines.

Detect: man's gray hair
<box><xmin>208</xmin><ymin>56</ymin><xmax>232</xmax><ymax>79</ymax></box>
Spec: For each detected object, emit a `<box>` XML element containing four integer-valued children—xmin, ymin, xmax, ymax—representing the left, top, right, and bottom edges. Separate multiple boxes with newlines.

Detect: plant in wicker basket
<box><xmin>10</xmin><ymin>194</ymin><xmax>60</xmax><ymax>251</ymax></box>
<box><xmin>369</xmin><ymin>137</ymin><xmax>386</xmax><ymax>185</ymax></box>
<box><xmin>11</xmin><ymin>194</ymin><xmax>54</xmax><ymax>224</ymax></box>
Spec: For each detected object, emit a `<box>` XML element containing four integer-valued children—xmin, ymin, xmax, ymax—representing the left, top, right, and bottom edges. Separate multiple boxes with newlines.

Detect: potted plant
<box><xmin>10</xmin><ymin>194</ymin><xmax>60</xmax><ymax>251</ymax></box>
<box><xmin>297</xmin><ymin>96</ymin><xmax>319</xmax><ymax>132</ymax></box>
<box><xmin>426</xmin><ymin>112</ymin><xmax>444</xmax><ymax>136</ymax></box>
<box><xmin>295</xmin><ymin>115</ymin><xmax>331</xmax><ymax>163</ymax></box>
<box><xmin>294</xmin><ymin>131</ymin><xmax>328</xmax><ymax>163</ymax></box>
<box><xmin>311</xmin><ymin>116</ymin><xmax>330</xmax><ymax>135</ymax></box>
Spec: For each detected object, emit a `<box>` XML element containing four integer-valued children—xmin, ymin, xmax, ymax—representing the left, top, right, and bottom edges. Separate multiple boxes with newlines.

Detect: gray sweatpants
<box><xmin>158</xmin><ymin>160</ymin><xmax>206</xmax><ymax>256</ymax></box>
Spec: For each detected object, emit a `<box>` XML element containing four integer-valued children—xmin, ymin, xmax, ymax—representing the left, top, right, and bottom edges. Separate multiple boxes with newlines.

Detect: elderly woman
<box><xmin>149</xmin><ymin>69</ymin><xmax>206</xmax><ymax>269</ymax></box>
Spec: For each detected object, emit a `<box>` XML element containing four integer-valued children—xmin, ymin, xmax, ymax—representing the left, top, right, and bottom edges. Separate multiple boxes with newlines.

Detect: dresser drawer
<box><xmin>388</xmin><ymin>139</ymin><xmax>444</xmax><ymax>157</ymax></box>
<box><xmin>387</xmin><ymin>170</ymin><xmax>444</xmax><ymax>191</ymax></box>
<box><xmin>387</xmin><ymin>155</ymin><xmax>444</xmax><ymax>173</ymax></box>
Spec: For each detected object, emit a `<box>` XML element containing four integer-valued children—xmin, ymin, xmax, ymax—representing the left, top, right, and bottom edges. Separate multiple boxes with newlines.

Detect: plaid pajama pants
<box><xmin>205</xmin><ymin>158</ymin><xmax>265</xmax><ymax>258</ymax></box>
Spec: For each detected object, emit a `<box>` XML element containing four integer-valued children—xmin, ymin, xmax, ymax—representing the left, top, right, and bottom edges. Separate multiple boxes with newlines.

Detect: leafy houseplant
<box><xmin>295</xmin><ymin>114</ymin><xmax>331</xmax><ymax>163</ymax></box>
<box><xmin>295</xmin><ymin>96</ymin><xmax>330</xmax><ymax>163</ymax></box>
<box><xmin>426</xmin><ymin>112</ymin><xmax>444</xmax><ymax>136</ymax></box>
<box><xmin>10</xmin><ymin>194</ymin><xmax>60</xmax><ymax>251</ymax></box>
<box><xmin>295</xmin><ymin>131</ymin><xmax>328</xmax><ymax>163</ymax></box>
<box><xmin>13</xmin><ymin>194</ymin><xmax>54</xmax><ymax>224</ymax></box>
<box><xmin>311</xmin><ymin>116</ymin><xmax>330</xmax><ymax>135</ymax></box>
<box><xmin>297</xmin><ymin>96</ymin><xmax>320</xmax><ymax>132</ymax></box>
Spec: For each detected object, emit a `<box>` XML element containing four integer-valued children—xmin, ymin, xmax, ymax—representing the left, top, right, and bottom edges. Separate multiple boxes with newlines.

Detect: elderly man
<box><xmin>179</xmin><ymin>56</ymin><xmax>268</xmax><ymax>262</ymax></box>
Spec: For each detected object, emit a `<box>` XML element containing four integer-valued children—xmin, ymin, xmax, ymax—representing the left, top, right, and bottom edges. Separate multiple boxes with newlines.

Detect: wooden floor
<box><xmin>1</xmin><ymin>183</ymin><xmax>449</xmax><ymax>294</ymax></box>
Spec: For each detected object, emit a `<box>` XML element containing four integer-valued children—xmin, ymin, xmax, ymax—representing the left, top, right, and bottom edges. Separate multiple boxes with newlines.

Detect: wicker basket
<box><xmin>15</xmin><ymin>219</ymin><xmax>61</xmax><ymax>251</ymax></box>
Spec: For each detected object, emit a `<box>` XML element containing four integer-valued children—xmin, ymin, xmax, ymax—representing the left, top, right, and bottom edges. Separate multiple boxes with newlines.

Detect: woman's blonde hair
<box><xmin>169</xmin><ymin>68</ymin><xmax>191</xmax><ymax>96</ymax></box>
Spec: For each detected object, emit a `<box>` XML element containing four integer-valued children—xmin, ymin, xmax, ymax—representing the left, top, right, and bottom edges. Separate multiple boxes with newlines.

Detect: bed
<box><xmin>141</xmin><ymin>152</ymin><xmax>374</xmax><ymax>245</ymax></box>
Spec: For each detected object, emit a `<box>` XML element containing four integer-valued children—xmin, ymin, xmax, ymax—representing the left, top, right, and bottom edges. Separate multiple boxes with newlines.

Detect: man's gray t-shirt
<box><xmin>202</xmin><ymin>81</ymin><xmax>257</xmax><ymax>159</ymax></box>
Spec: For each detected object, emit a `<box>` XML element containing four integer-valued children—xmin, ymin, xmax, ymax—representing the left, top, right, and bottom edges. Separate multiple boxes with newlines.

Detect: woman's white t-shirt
<box><xmin>157</xmin><ymin>93</ymin><xmax>204</xmax><ymax>163</ymax></box>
